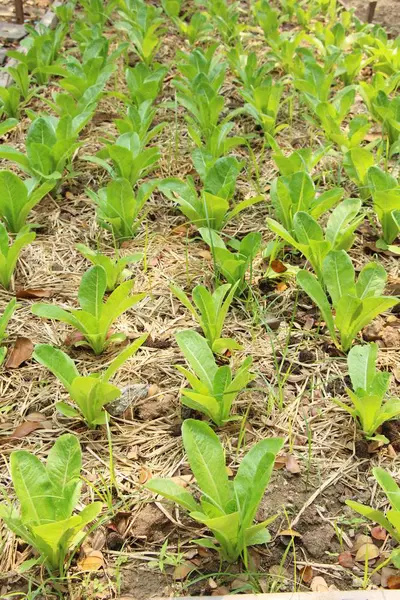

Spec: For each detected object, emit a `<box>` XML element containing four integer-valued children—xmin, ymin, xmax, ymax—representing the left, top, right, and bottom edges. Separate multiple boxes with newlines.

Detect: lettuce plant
<box><xmin>116</xmin><ymin>0</ymin><xmax>165</xmax><ymax>64</ymax></box>
<box><xmin>270</xmin><ymin>170</ymin><xmax>344</xmax><ymax>234</ymax></box>
<box><xmin>343</xmin><ymin>147</ymin><xmax>376</xmax><ymax>200</ymax></box>
<box><xmin>33</xmin><ymin>336</ymin><xmax>147</xmax><ymax>427</ymax></box>
<box><xmin>7</xmin><ymin>23</ymin><xmax>67</xmax><ymax>85</ymax></box>
<box><xmin>85</xmin><ymin>132</ymin><xmax>160</xmax><ymax>185</ymax></box>
<box><xmin>0</xmin><ymin>116</ymin><xmax>81</xmax><ymax>184</ymax></box>
<box><xmin>0</xmin><ymin>171</ymin><xmax>54</xmax><ymax>233</ymax></box>
<box><xmin>335</xmin><ymin>343</ymin><xmax>400</xmax><ymax>441</ymax></box>
<box><xmin>239</xmin><ymin>76</ymin><xmax>285</xmax><ymax>137</ymax></box>
<box><xmin>115</xmin><ymin>101</ymin><xmax>166</xmax><ymax>145</ymax></box>
<box><xmin>0</xmin><ymin>225</ymin><xmax>35</xmax><ymax>290</ymax></box>
<box><xmin>253</xmin><ymin>0</ymin><xmax>280</xmax><ymax>44</ymax></box>
<box><xmin>365</xmin><ymin>91</ymin><xmax>400</xmax><ymax>154</ymax></box>
<box><xmin>297</xmin><ymin>250</ymin><xmax>398</xmax><ymax>352</ymax></box>
<box><xmin>161</xmin><ymin>0</ymin><xmax>181</xmax><ymax>18</ymax></box>
<box><xmin>267</xmin><ymin>198</ymin><xmax>364</xmax><ymax>282</ymax></box>
<box><xmin>159</xmin><ymin>157</ymin><xmax>262</xmax><ymax>230</ymax></box>
<box><xmin>294</xmin><ymin>59</ymin><xmax>335</xmax><ymax>104</ymax></box>
<box><xmin>0</xmin><ymin>434</ymin><xmax>102</xmax><ymax>573</ymax></box>
<box><xmin>368</xmin><ymin>166</ymin><xmax>400</xmax><ymax>246</ymax></box>
<box><xmin>0</xmin><ymin>298</ymin><xmax>17</xmax><ymax>365</ymax></box>
<box><xmin>0</xmin><ymin>86</ymin><xmax>21</xmax><ymax>120</ymax></box>
<box><xmin>0</xmin><ymin>119</ymin><xmax>18</xmax><ymax>137</ymax></box>
<box><xmin>79</xmin><ymin>0</ymin><xmax>116</xmax><ymax>26</ymax></box>
<box><xmin>42</xmin><ymin>86</ymin><xmax>102</xmax><ymax>126</ymax></box>
<box><xmin>171</xmin><ymin>282</ymin><xmax>240</xmax><ymax>353</ymax></box>
<box><xmin>146</xmin><ymin>419</ymin><xmax>283</xmax><ymax>561</ymax></box>
<box><xmin>268</xmin><ymin>140</ymin><xmax>330</xmax><ymax>176</ymax></box>
<box><xmin>123</xmin><ymin>63</ymin><xmax>167</xmax><ymax>107</ymax></box>
<box><xmin>228</xmin><ymin>49</ymin><xmax>273</xmax><ymax>89</ymax></box>
<box><xmin>6</xmin><ymin>63</ymin><xmax>32</xmax><ymax>100</ymax></box>
<box><xmin>208</xmin><ymin>0</ymin><xmax>242</xmax><ymax>46</ymax></box>
<box><xmin>32</xmin><ymin>265</ymin><xmax>145</xmax><ymax>354</ymax></box>
<box><xmin>175</xmin><ymin>12</ymin><xmax>213</xmax><ymax>45</ymax></box>
<box><xmin>87</xmin><ymin>178</ymin><xmax>157</xmax><ymax>242</ymax></box>
<box><xmin>176</xmin><ymin>45</ymin><xmax>227</xmax><ymax>93</ymax></box>
<box><xmin>76</xmin><ymin>243</ymin><xmax>142</xmax><ymax>291</ymax></box>
<box><xmin>199</xmin><ymin>229</ymin><xmax>262</xmax><ymax>294</ymax></box>
<box><xmin>346</xmin><ymin>467</ymin><xmax>400</xmax><ymax>568</ymax></box>
<box><xmin>336</xmin><ymin>50</ymin><xmax>363</xmax><ymax>85</ymax></box>
<box><xmin>176</xmin><ymin>331</ymin><xmax>253</xmax><ymax>425</ymax></box>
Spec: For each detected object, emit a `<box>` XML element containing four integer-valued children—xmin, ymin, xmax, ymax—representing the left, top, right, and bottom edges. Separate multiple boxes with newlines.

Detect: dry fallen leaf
<box><xmin>351</xmin><ymin>534</ymin><xmax>373</xmax><ymax>554</ymax></box>
<box><xmin>371</xmin><ymin>526</ymin><xmax>387</xmax><ymax>541</ymax></box>
<box><xmin>279</xmin><ymin>529</ymin><xmax>302</xmax><ymax>538</ymax></box>
<box><xmin>5</xmin><ymin>337</ymin><xmax>33</xmax><ymax>368</ymax></box>
<box><xmin>338</xmin><ymin>551</ymin><xmax>353</xmax><ymax>568</ymax></box>
<box><xmin>271</xmin><ymin>259</ymin><xmax>287</xmax><ymax>274</ymax></box>
<box><xmin>274</xmin><ymin>455</ymin><xmax>287</xmax><ymax>470</ymax></box>
<box><xmin>25</xmin><ymin>412</ymin><xmax>47</xmax><ymax>422</ymax></box>
<box><xmin>310</xmin><ymin>576</ymin><xmax>329</xmax><ymax>592</ymax></box>
<box><xmin>355</xmin><ymin>542</ymin><xmax>380</xmax><ymax>562</ymax></box>
<box><xmin>285</xmin><ymin>454</ymin><xmax>301</xmax><ymax>474</ymax></box>
<box><xmin>387</xmin><ymin>575</ymin><xmax>400</xmax><ymax>590</ymax></box>
<box><xmin>173</xmin><ymin>563</ymin><xmax>193</xmax><ymax>580</ymax></box>
<box><xmin>381</xmin><ymin>567</ymin><xmax>400</xmax><ymax>588</ymax></box>
<box><xmin>276</xmin><ymin>281</ymin><xmax>288</xmax><ymax>292</ymax></box>
<box><xmin>77</xmin><ymin>550</ymin><xmax>105</xmax><ymax>571</ymax></box>
<box><xmin>299</xmin><ymin>565</ymin><xmax>313</xmax><ymax>583</ymax></box>
<box><xmin>16</xmin><ymin>288</ymin><xmax>52</xmax><ymax>299</ymax></box>
<box><xmin>171</xmin><ymin>474</ymin><xmax>193</xmax><ymax>487</ymax></box>
<box><xmin>10</xmin><ymin>420</ymin><xmax>43</xmax><ymax>439</ymax></box>
<box><xmin>138</xmin><ymin>468</ymin><xmax>152</xmax><ymax>484</ymax></box>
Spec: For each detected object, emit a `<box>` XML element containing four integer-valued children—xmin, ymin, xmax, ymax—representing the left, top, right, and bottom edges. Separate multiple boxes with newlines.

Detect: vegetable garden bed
<box><xmin>0</xmin><ymin>0</ymin><xmax>399</xmax><ymax>599</ymax></box>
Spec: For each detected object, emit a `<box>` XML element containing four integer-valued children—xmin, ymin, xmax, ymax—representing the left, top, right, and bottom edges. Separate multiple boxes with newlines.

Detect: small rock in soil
<box><xmin>380</xmin><ymin>326</ymin><xmax>400</xmax><ymax>348</ymax></box>
<box><xmin>136</xmin><ymin>393</ymin><xmax>174</xmax><ymax>421</ymax></box>
<box><xmin>363</xmin><ymin>322</ymin><xmax>382</xmax><ymax>341</ymax></box>
<box><xmin>131</xmin><ymin>504</ymin><xmax>173</xmax><ymax>542</ymax></box>
<box><xmin>0</xmin><ymin>22</ymin><xmax>27</xmax><ymax>41</ymax></box>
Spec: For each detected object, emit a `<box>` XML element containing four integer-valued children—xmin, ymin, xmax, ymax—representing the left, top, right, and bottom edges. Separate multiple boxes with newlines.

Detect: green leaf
<box><xmin>46</xmin><ymin>434</ymin><xmax>81</xmax><ymax>520</ymax></box>
<box><xmin>78</xmin><ymin>266</ymin><xmax>107</xmax><ymax>318</ymax></box>
<box><xmin>33</xmin><ymin>344</ymin><xmax>79</xmax><ymax>392</ymax></box>
<box><xmin>102</xmin><ymin>334</ymin><xmax>148</xmax><ymax>382</ymax></box>
<box><xmin>347</xmin><ymin>343</ymin><xmax>378</xmax><ymax>392</ymax></box>
<box><xmin>176</xmin><ymin>330</ymin><xmax>217</xmax><ymax>389</ymax></box>
<box><xmin>145</xmin><ymin>478</ymin><xmax>199</xmax><ymax>512</ymax></box>
<box><xmin>323</xmin><ymin>250</ymin><xmax>356</xmax><ymax>306</ymax></box>
<box><xmin>55</xmin><ymin>402</ymin><xmax>80</xmax><ymax>418</ymax></box>
<box><xmin>296</xmin><ymin>270</ymin><xmax>337</xmax><ymax>345</ymax></box>
<box><xmin>356</xmin><ymin>262</ymin><xmax>387</xmax><ymax>299</ymax></box>
<box><xmin>373</xmin><ymin>467</ymin><xmax>400</xmax><ymax>511</ymax></box>
<box><xmin>182</xmin><ymin>419</ymin><xmax>232</xmax><ymax>512</ymax></box>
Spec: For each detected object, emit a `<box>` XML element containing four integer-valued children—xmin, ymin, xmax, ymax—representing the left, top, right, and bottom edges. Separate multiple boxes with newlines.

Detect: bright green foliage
<box><xmin>0</xmin><ymin>225</ymin><xmax>35</xmax><ymax>289</ymax></box>
<box><xmin>76</xmin><ymin>243</ymin><xmax>142</xmax><ymax>291</ymax></box>
<box><xmin>116</xmin><ymin>0</ymin><xmax>165</xmax><ymax>64</ymax></box>
<box><xmin>0</xmin><ymin>119</ymin><xmax>18</xmax><ymax>137</ymax></box>
<box><xmin>171</xmin><ymin>282</ymin><xmax>240</xmax><ymax>353</ymax></box>
<box><xmin>359</xmin><ymin>72</ymin><xmax>400</xmax><ymax>120</ymax></box>
<box><xmin>115</xmin><ymin>101</ymin><xmax>166</xmax><ymax>145</ymax></box>
<box><xmin>207</xmin><ymin>0</ymin><xmax>242</xmax><ymax>46</ymax></box>
<box><xmin>32</xmin><ymin>265</ymin><xmax>145</xmax><ymax>354</ymax></box>
<box><xmin>0</xmin><ymin>171</ymin><xmax>54</xmax><ymax>233</ymax></box>
<box><xmin>294</xmin><ymin>59</ymin><xmax>335</xmax><ymax>104</ymax></box>
<box><xmin>176</xmin><ymin>331</ymin><xmax>253</xmax><ymax>425</ymax></box>
<box><xmin>123</xmin><ymin>63</ymin><xmax>167</xmax><ymax>107</ymax></box>
<box><xmin>146</xmin><ymin>419</ymin><xmax>284</xmax><ymax>561</ymax></box>
<box><xmin>6</xmin><ymin>63</ymin><xmax>32</xmax><ymax>100</ymax></box>
<box><xmin>253</xmin><ymin>0</ymin><xmax>280</xmax><ymax>44</ymax></box>
<box><xmin>369</xmin><ymin>92</ymin><xmax>400</xmax><ymax>153</ymax></box>
<box><xmin>57</xmin><ymin>37</ymin><xmax>122</xmax><ymax>100</ymax></box>
<box><xmin>0</xmin><ymin>116</ymin><xmax>82</xmax><ymax>183</ymax></box>
<box><xmin>268</xmin><ymin>138</ymin><xmax>330</xmax><ymax>176</ymax></box>
<box><xmin>79</xmin><ymin>0</ymin><xmax>115</xmax><ymax>26</ymax></box>
<box><xmin>343</xmin><ymin>147</ymin><xmax>376</xmax><ymax>200</ymax></box>
<box><xmin>42</xmin><ymin>86</ymin><xmax>102</xmax><ymax>127</ymax></box>
<box><xmin>175</xmin><ymin>45</ymin><xmax>227</xmax><ymax>93</ymax></box>
<box><xmin>191</xmin><ymin>123</ymin><xmax>246</xmax><ymax>176</ymax></box>
<box><xmin>87</xmin><ymin>178</ymin><xmax>157</xmax><ymax>242</ymax></box>
<box><xmin>0</xmin><ymin>87</ymin><xmax>21</xmax><ymax>120</ymax></box>
<box><xmin>336</xmin><ymin>50</ymin><xmax>363</xmax><ymax>85</ymax></box>
<box><xmin>85</xmin><ymin>132</ymin><xmax>160</xmax><ymax>185</ymax></box>
<box><xmin>334</xmin><ymin>343</ymin><xmax>400</xmax><ymax>440</ymax></box>
<box><xmin>199</xmin><ymin>229</ymin><xmax>262</xmax><ymax>294</ymax></box>
<box><xmin>176</xmin><ymin>12</ymin><xmax>212</xmax><ymax>45</ymax></box>
<box><xmin>368</xmin><ymin>166</ymin><xmax>400</xmax><ymax>246</ymax></box>
<box><xmin>0</xmin><ymin>434</ymin><xmax>102</xmax><ymax>572</ymax></box>
<box><xmin>55</xmin><ymin>0</ymin><xmax>76</xmax><ymax>25</ymax></box>
<box><xmin>347</xmin><ymin>467</ymin><xmax>400</xmax><ymax>567</ymax></box>
<box><xmin>159</xmin><ymin>157</ymin><xmax>262</xmax><ymax>231</ymax></box>
<box><xmin>0</xmin><ymin>298</ymin><xmax>17</xmax><ymax>366</ymax></box>
<box><xmin>7</xmin><ymin>23</ymin><xmax>67</xmax><ymax>85</ymax></box>
<box><xmin>239</xmin><ymin>76</ymin><xmax>285</xmax><ymax>137</ymax></box>
<box><xmin>228</xmin><ymin>49</ymin><xmax>273</xmax><ymax>89</ymax></box>
<box><xmin>267</xmin><ymin>198</ymin><xmax>364</xmax><ymax>281</ymax></box>
<box><xmin>270</xmin><ymin>170</ymin><xmax>344</xmax><ymax>234</ymax></box>
<box><xmin>33</xmin><ymin>336</ymin><xmax>147</xmax><ymax>427</ymax></box>
<box><xmin>161</xmin><ymin>0</ymin><xmax>182</xmax><ymax>18</ymax></box>
<box><xmin>297</xmin><ymin>250</ymin><xmax>398</xmax><ymax>351</ymax></box>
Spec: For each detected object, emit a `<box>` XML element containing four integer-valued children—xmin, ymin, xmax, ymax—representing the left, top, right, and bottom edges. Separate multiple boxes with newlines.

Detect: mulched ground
<box><xmin>0</xmin><ymin>1</ymin><xmax>399</xmax><ymax>599</ymax></box>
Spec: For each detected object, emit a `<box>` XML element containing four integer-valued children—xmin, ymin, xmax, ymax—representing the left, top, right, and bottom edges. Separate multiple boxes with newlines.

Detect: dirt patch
<box><xmin>343</xmin><ymin>0</ymin><xmax>400</xmax><ymax>37</ymax></box>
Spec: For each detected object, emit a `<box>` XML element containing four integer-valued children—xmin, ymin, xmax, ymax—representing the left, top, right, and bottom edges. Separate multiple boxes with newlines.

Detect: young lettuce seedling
<box><xmin>171</xmin><ymin>281</ymin><xmax>241</xmax><ymax>353</ymax></box>
<box><xmin>347</xmin><ymin>467</ymin><xmax>400</xmax><ymax>567</ymax></box>
<box><xmin>0</xmin><ymin>225</ymin><xmax>36</xmax><ymax>290</ymax></box>
<box><xmin>335</xmin><ymin>343</ymin><xmax>400</xmax><ymax>441</ymax></box>
<box><xmin>0</xmin><ymin>171</ymin><xmax>54</xmax><ymax>233</ymax></box>
<box><xmin>0</xmin><ymin>298</ymin><xmax>17</xmax><ymax>365</ymax></box>
<box><xmin>175</xmin><ymin>330</ymin><xmax>254</xmax><ymax>426</ymax></box>
<box><xmin>76</xmin><ymin>244</ymin><xmax>143</xmax><ymax>292</ymax></box>
<box><xmin>270</xmin><ymin>170</ymin><xmax>344</xmax><ymax>234</ymax></box>
<box><xmin>146</xmin><ymin>419</ymin><xmax>284</xmax><ymax>562</ymax></box>
<box><xmin>115</xmin><ymin>101</ymin><xmax>166</xmax><ymax>145</ymax></box>
<box><xmin>116</xmin><ymin>0</ymin><xmax>165</xmax><ymax>65</ymax></box>
<box><xmin>0</xmin><ymin>434</ymin><xmax>102</xmax><ymax>573</ymax></box>
<box><xmin>267</xmin><ymin>198</ymin><xmax>365</xmax><ymax>282</ymax></box>
<box><xmin>87</xmin><ymin>178</ymin><xmax>157</xmax><ymax>243</ymax></box>
<box><xmin>199</xmin><ymin>228</ymin><xmax>262</xmax><ymax>294</ymax></box>
<box><xmin>33</xmin><ymin>336</ymin><xmax>147</xmax><ymax>427</ymax></box>
<box><xmin>367</xmin><ymin>166</ymin><xmax>400</xmax><ymax>248</ymax></box>
<box><xmin>297</xmin><ymin>250</ymin><xmax>398</xmax><ymax>352</ymax></box>
<box><xmin>32</xmin><ymin>265</ymin><xmax>146</xmax><ymax>354</ymax></box>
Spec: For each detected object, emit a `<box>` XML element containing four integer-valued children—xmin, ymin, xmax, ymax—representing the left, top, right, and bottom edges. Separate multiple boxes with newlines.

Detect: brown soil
<box><xmin>343</xmin><ymin>0</ymin><xmax>400</xmax><ymax>37</ymax></box>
